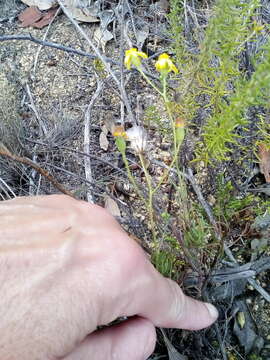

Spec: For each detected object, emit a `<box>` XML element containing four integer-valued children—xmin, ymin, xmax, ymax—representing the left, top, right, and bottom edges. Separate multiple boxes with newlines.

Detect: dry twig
<box><xmin>33</xmin><ymin>7</ymin><xmax>61</xmax><ymax>76</ymax></box>
<box><xmin>0</xmin><ymin>34</ymin><xmax>118</xmax><ymax>64</ymax></box>
<box><xmin>83</xmin><ymin>80</ymin><xmax>104</xmax><ymax>203</ymax></box>
<box><xmin>0</xmin><ymin>143</ymin><xmax>74</xmax><ymax>198</ymax></box>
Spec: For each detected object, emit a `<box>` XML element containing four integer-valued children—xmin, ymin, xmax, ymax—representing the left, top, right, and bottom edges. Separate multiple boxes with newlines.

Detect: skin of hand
<box><xmin>0</xmin><ymin>195</ymin><xmax>218</xmax><ymax>360</ymax></box>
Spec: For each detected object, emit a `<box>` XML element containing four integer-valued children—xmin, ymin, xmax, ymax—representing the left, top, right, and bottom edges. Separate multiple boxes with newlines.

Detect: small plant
<box><xmin>112</xmin><ymin>0</ymin><xmax>270</xmax><ymax>277</ymax></box>
<box><xmin>169</xmin><ymin>0</ymin><xmax>269</xmax><ymax>161</ymax></box>
<box><xmin>213</xmin><ymin>175</ymin><xmax>257</xmax><ymax>224</ymax></box>
<box><xmin>110</xmin><ymin>47</ymin><xmax>191</xmax><ymax>271</ymax></box>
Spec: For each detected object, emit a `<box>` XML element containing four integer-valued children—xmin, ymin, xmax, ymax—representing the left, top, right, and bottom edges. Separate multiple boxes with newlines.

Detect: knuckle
<box><xmin>167</xmin><ymin>279</ymin><xmax>185</xmax><ymax>322</ymax></box>
<box><xmin>107</xmin><ymin>234</ymin><xmax>146</xmax><ymax>278</ymax></box>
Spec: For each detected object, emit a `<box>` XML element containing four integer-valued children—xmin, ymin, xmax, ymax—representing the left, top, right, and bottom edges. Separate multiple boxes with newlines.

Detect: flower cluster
<box><xmin>124</xmin><ymin>48</ymin><xmax>178</xmax><ymax>75</ymax></box>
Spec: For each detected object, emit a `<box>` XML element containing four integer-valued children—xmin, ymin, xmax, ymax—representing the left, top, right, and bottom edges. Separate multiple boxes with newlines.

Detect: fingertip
<box><xmin>204</xmin><ymin>303</ymin><xmax>219</xmax><ymax>321</ymax></box>
<box><xmin>153</xmin><ymin>278</ymin><xmax>218</xmax><ymax>330</ymax></box>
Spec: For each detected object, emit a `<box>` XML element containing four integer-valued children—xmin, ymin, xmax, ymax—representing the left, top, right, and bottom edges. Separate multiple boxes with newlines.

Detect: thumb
<box><xmin>63</xmin><ymin>317</ymin><xmax>156</xmax><ymax>360</ymax></box>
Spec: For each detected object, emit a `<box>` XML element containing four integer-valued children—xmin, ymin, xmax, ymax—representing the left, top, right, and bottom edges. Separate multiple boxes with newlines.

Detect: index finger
<box><xmin>115</xmin><ymin>250</ymin><xmax>218</xmax><ymax>331</ymax></box>
<box><xmin>137</xmin><ymin>267</ymin><xmax>218</xmax><ymax>330</ymax></box>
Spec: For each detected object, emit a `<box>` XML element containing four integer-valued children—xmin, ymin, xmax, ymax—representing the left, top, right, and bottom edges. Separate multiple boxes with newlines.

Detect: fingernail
<box><xmin>205</xmin><ymin>303</ymin><xmax>219</xmax><ymax>319</ymax></box>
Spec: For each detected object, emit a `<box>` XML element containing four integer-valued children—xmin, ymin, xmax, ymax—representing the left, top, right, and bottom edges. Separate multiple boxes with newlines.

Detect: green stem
<box><xmin>138</xmin><ymin>153</ymin><xmax>156</xmax><ymax>243</ymax></box>
<box><xmin>121</xmin><ymin>151</ymin><xmax>147</xmax><ymax>207</ymax></box>
<box><xmin>152</xmin><ymin>142</ymin><xmax>181</xmax><ymax>195</ymax></box>
<box><xmin>161</xmin><ymin>75</ymin><xmax>178</xmax><ymax>154</ymax></box>
<box><xmin>138</xmin><ymin>68</ymin><xmax>163</xmax><ymax>96</ymax></box>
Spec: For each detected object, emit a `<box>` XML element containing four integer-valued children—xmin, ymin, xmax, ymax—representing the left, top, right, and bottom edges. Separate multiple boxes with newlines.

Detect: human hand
<box><xmin>0</xmin><ymin>195</ymin><xmax>218</xmax><ymax>360</ymax></box>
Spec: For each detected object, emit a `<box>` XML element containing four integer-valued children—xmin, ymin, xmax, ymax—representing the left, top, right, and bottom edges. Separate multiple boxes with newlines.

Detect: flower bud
<box><xmin>113</xmin><ymin>125</ymin><xmax>127</xmax><ymax>154</ymax></box>
<box><xmin>175</xmin><ymin>118</ymin><xmax>185</xmax><ymax>146</ymax></box>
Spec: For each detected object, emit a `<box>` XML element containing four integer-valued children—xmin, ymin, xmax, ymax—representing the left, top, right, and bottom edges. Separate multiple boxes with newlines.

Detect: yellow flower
<box><xmin>124</xmin><ymin>48</ymin><xmax>148</xmax><ymax>70</ymax></box>
<box><xmin>113</xmin><ymin>125</ymin><xmax>127</xmax><ymax>138</ymax></box>
<box><xmin>155</xmin><ymin>53</ymin><xmax>178</xmax><ymax>75</ymax></box>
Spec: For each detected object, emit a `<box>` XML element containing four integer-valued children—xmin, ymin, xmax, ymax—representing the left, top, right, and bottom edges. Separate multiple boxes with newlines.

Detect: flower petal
<box><xmin>171</xmin><ymin>63</ymin><xmax>179</xmax><ymax>74</ymax></box>
<box><xmin>137</xmin><ymin>51</ymin><xmax>148</xmax><ymax>59</ymax></box>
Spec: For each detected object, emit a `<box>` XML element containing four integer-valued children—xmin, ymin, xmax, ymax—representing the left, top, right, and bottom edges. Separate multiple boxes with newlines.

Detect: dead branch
<box><xmin>0</xmin><ymin>34</ymin><xmax>118</xmax><ymax>65</ymax></box>
<box><xmin>84</xmin><ymin>80</ymin><xmax>104</xmax><ymax>203</ymax></box>
<box><xmin>0</xmin><ymin>143</ymin><xmax>74</xmax><ymax>198</ymax></box>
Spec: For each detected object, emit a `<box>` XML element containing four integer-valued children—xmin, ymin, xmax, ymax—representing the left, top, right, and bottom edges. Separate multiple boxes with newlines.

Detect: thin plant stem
<box><xmin>138</xmin><ymin>68</ymin><xmax>163</xmax><ymax>96</ymax></box>
<box><xmin>138</xmin><ymin>153</ymin><xmax>157</xmax><ymax>243</ymax></box>
<box><xmin>152</xmin><ymin>76</ymin><xmax>181</xmax><ymax>194</ymax></box>
<box><xmin>152</xmin><ymin>143</ymin><xmax>181</xmax><ymax>195</ymax></box>
<box><xmin>121</xmin><ymin>151</ymin><xmax>147</xmax><ymax>207</ymax></box>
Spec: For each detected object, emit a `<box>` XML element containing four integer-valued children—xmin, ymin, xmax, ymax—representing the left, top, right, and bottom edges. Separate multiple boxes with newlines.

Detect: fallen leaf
<box><xmin>64</xmin><ymin>6</ymin><xmax>99</xmax><ymax>22</ymax></box>
<box><xmin>33</xmin><ymin>7</ymin><xmax>59</xmax><ymax>28</ymax></box>
<box><xmin>94</xmin><ymin>9</ymin><xmax>114</xmax><ymax>50</ymax></box>
<box><xmin>18</xmin><ymin>6</ymin><xmax>42</xmax><ymax>27</ymax></box>
<box><xmin>99</xmin><ymin>125</ymin><xmax>109</xmax><ymax>151</ymax></box>
<box><xmin>104</xmin><ymin>117</ymin><xmax>116</xmax><ymax>134</ymax></box>
<box><xmin>156</xmin><ymin>0</ymin><xmax>169</xmax><ymax>13</ymax></box>
<box><xmin>94</xmin><ymin>27</ymin><xmax>114</xmax><ymax>51</ymax></box>
<box><xmin>19</xmin><ymin>5</ymin><xmax>59</xmax><ymax>28</ymax></box>
<box><xmin>21</xmin><ymin>0</ymin><xmax>100</xmax><ymax>22</ymax></box>
<box><xmin>104</xmin><ymin>196</ymin><xmax>121</xmax><ymax>217</ymax></box>
<box><xmin>150</xmin><ymin>0</ymin><xmax>169</xmax><ymax>16</ymax></box>
<box><xmin>258</xmin><ymin>143</ymin><xmax>270</xmax><ymax>183</ymax></box>
<box><xmin>135</xmin><ymin>23</ymin><xmax>149</xmax><ymax>50</ymax></box>
<box><xmin>160</xmin><ymin>328</ymin><xmax>188</xmax><ymax>360</ymax></box>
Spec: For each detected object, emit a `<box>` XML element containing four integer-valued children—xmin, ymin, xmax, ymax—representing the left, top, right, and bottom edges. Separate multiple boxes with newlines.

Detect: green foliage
<box><xmin>200</xmin><ymin>0</ymin><xmax>259</xmax><ymax>67</ymax></box>
<box><xmin>151</xmin><ymin>246</ymin><xmax>184</xmax><ymax>279</ymax></box>
<box><xmin>204</xmin><ymin>37</ymin><xmax>270</xmax><ymax>159</ymax></box>
<box><xmin>144</xmin><ymin>105</ymin><xmax>163</xmax><ymax>130</ymax></box>
<box><xmin>151</xmin><ymin>250</ymin><xmax>176</xmax><ymax>278</ymax></box>
<box><xmin>253</xmin><ymin>199</ymin><xmax>270</xmax><ymax>216</ymax></box>
<box><xmin>200</xmin><ymin>0</ymin><xmax>262</xmax><ymax>160</ymax></box>
<box><xmin>256</xmin><ymin>113</ymin><xmax>270</xmax><ymax>148</ymax></box>
<box><xmin>213</xmin><ymin>174</ymin><xmax>256</xmax><ymax>222</ymax></box>
<box><xmin>248</xmin><ymin>354</ymin><xmax>263</xmax><ymax>360</ymax></box>
<box><xmin>169</xmin><ymin>0</ymin><xmax>270</xmax><ymax>161</ymax></box>
<box><xmin>92</xmin><ymin>59</ymin><xmax>106</xmax><ymax>78</ymax></box>
<box><xmin>168</xmin><ymin>0</ymin><xmax>184</xmax><ymax>67</ymax></box>
<box><xmin>184</xmin><ymin>214</ymin><xmax>211</xmax><ymax>248</ymax></box>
